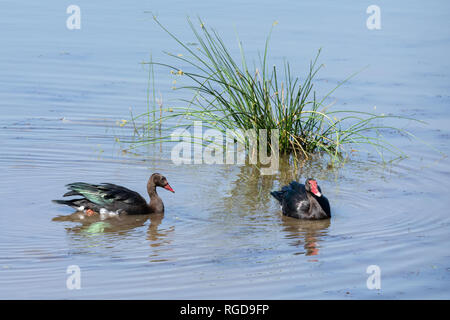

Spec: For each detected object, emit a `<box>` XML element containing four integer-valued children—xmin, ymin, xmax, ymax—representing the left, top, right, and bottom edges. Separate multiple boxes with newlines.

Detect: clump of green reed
<box><xmin>131</xmin><ymin>16</ymin><xmax>423</xmax><ymax>163</ymax></box>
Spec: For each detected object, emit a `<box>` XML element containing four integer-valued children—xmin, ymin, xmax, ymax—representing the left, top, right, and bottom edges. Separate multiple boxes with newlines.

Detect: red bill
<box><xmin>164</xmin><ymin>184</ymin><xmax>175</xmax><ymax>193</ymax></box>
<box><xmin>309</xmin><ymin>180</ymin><xmax>321</xmax><ymax>197</ymax></box>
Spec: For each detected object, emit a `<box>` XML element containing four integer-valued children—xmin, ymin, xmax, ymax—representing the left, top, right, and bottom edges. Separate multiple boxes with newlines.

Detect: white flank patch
<box><xmin>77</xmin><ymin>206</ymin><xmax>85</xmax><ymax>211</ymax></box>
<box><xmin>99</xmin><ymin>208</ymin><xmax>120</xmax><ymax>220</ymax></box>
<box><xmin>296</xmin><ymin>200</ymin><xmax>308</xmax><ymax>212</ymax></box>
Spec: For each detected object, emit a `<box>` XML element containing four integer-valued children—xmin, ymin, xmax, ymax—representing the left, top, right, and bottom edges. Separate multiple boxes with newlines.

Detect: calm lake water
<box><xmin>1</xmin><ymin>0</ymin><xmax>450</xmax><ymax>299</ymax></box>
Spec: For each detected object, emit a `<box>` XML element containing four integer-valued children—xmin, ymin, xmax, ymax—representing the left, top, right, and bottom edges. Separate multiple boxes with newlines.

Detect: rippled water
<box><xmin>1</xmin><ymin>0</ymin><xmax>450</xmax><ymax>299</ymax></box>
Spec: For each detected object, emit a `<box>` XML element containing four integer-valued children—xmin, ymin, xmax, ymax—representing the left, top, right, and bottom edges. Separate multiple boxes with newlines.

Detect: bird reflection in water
<box><xmin>52</xmin><ymin>211</ymin><xmax>174</xmax><ymax>260</ymax></box>
<box><xmin>281</xmin><ymin>217</ymin><xmax>330</xmax><ymax>257</ymax></box>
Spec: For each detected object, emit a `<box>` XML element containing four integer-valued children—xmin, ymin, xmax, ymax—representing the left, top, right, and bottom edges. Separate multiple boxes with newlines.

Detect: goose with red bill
<box><xmin>271</xmin><ymin>178</ymin><xmax>331</xmax><ymax>220</ymax></box>
<box><xmin>53</xmin><ymin>173</ymin><xmax>174</xmax><ymax>215</ymax></box>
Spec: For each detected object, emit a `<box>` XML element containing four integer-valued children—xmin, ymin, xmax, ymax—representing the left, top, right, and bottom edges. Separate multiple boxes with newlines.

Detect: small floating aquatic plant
<box><xmin>129</xmin><ymin>15</ymin><xmax>423</xmax><ymax>165</ymax></box>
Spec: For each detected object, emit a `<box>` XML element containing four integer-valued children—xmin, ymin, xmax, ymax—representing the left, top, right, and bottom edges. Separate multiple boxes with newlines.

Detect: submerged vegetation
<box><xmin>128</xmin><ymin>16</ymin><xmax>422</xmax><ymax>164</ymax></box>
